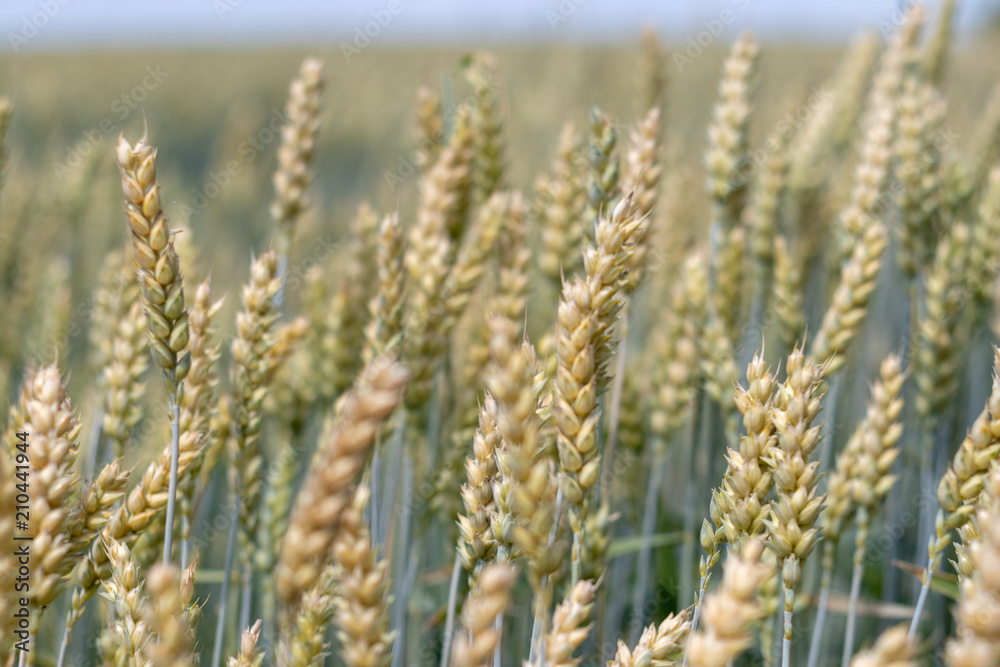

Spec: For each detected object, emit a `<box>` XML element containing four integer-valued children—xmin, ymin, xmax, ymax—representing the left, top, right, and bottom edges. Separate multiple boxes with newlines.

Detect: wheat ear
<box><xmin>318</xmin><ymin>202</ymin><xmax>379</xmax><ymax>402</ymax></box>
<box><xmin>276</xmin><ymin>359</ymin><xmax>407</xmax><ymax>606</ymax></box>
<box><xmin>280</xmin><ymin>573</ymin><xmax>336</xmax><ymax>667</ymax></box>
<box><xmin>538</xmin><ymin>121</ymin><xmax>587</xmax><ymax>286</ymax></box>
<box><xmin>633</xmin><ymin>252</ymin><xmax>705</xmax><ymax>636</ymax></box>
<box><xmin>364</xmin><ymin>211</ymin><xmax>407</xmax><ymax>364</ymax></box>
<box><xmin>414</xmin><ymin>84</ymin><xmax>443</xmax><ymax>172</ymax></box>
<box><xmin>685</xmin><ymin>539</ymin><xmax>770</xmax><ymax>667</ymax></box>
<box><xmin>762</xmin><ymin>346</ymin><xmax>826</xmax><ymax>667</ymax></box>
<box><xmin>850</xmin><ymin>626</ymin><xmax>918</xmax><ymax>667</ymax></box>
<box><xmin>911</xmin><ymin>347</ymin><xmax>1000</xmax><ymax>638</ymax></box>
<box><xmin>101</xmin><ymin>270</ymin><xmax>148</xmax><ymax>458</ymax></box>
<box><xmin>895</xmin><ymin>74</ymin><xmax>946</xmax><ymax>275</ymax></box>
<box><xmin>451</xmin><ymin>563</ymin><xmax>516</xmax><ymax>667</ymax></box>
<box><xmin>332</xmin><ymin>485</ymin><xmax>395</xmax><ymax>667</ymax></box>
<box><xmin>117</xmin><ymin>131</ymin><xmax>190</xmax><ymax>567</ymax></box>
<box><xmin>177</xmin><ymin>279</ymin><xmax>225</xmax><ymax>567</ymax></box>
<box><xmin>810</xmin><ymin>219</ymin><xmax>888</xmax><ymax>373</ymax></box>
<box><xmin>466</xmin><ymin>53</ymin><xmax>506</xmax><ymax>201</ymax></box>
<box><xmin>693</xmin><ymin>351</ymin><xmax>776</xmax><ymax>634</ymax></box>
<box><xmin>99</xmin><ymin>538</ymin><xmax>152</xmax><ymax>666</ymax></box>
<box><xmin>4</xmin><ymin>365</ymin><xmax>81</xmax><ymax>659</ymax></box>
<box><xmin>584</xmin><ymin>106</ymin><xmax>619</xmax><ymax>234</ymax></box>
<box><xmin>611</xmin><ymin>610</ymin><xmax>690</xmax><ymax>667</ymax></box>
<box><xmin>945</xmin><ymin>465</ymin><xmax>1000</xmax><ymax>665</ymax></box>
<box><xmin>810</xmin><ymin>354</ymin><xmax>904</xmax><ymax>667</ymax></box>
<box><xmin>228</xmin><ymin>620</ymin><xmax>265</xmax><ymax>667</ymax></box>
<box><xmin>60</xmin><ymin>387</ymin><xmax>205</xmax><ymax>665</ymax></box>
<box><xmin>139</xmin><ymin>563</ymin><xmax>195</xmax><ymax>667</ymax></box>
<box><xmin>544</xmin><ymin>579</ymin><xmax>597</xmax><ymax>667</ymax></box>
<box><xmin>272</xmin><ymin>57</ymin><xmax>324</xmax><ymax>265</ymax></box>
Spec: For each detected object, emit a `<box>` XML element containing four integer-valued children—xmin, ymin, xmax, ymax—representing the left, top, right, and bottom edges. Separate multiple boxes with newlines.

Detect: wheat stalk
<box><xmin>117</xmin><ymin>132</ymin><xmax>190</xmax><ymax>567</ymax></box>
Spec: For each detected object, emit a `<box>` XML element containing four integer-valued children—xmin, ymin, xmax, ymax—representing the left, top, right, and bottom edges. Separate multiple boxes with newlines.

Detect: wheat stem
<box><xmin>807</xmin><ymin>575</ymin><xmax>831</xmax><ymax>667</ymax></box>
<box><xmin>163</xmin><ymin>401</ymin><xmax>180</xmax><ymax>563</ymax></box>
<box><xmin>841</xmin><ymin>561</ymin><xmax>864</xmax><ymax>667</ymax></box>
<box><xmin>440</xmin><ymin>554</ymin><xmax>463</xmax><ymax>667</ymax></box>
<box><xmin>600</xmin><ymin>308</ymin><xmax>630</xmax><ymax>502</ymax></box>
<box><xmin>212</xmin><ymin>492</ymin><xmax>242</xmax><ymax>667</ymax></box>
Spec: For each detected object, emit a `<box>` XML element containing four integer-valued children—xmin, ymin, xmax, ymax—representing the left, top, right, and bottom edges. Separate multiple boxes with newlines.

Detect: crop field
<box><xmin>3</xmin><ymin>2</ymin><xmax>1000</xmax><ymax>667</ymax></box>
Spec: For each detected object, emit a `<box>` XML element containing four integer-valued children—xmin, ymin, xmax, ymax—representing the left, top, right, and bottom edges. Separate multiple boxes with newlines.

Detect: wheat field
<box><xmin>3</xmin><ymin>2</ymin><xmax>1000</xmax><ymax>667</ymax></box>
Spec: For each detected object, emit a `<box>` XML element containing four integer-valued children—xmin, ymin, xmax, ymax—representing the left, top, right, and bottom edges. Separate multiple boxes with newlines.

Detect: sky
<box><xmin>0</xmin><ymin>0</ymin><xmax>997</xmax><ymax>52</ymax></box>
